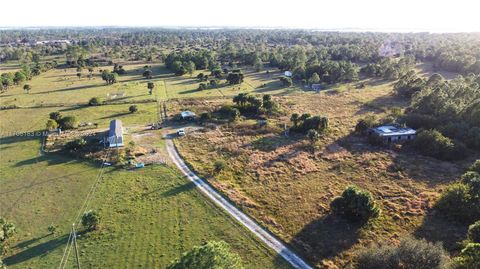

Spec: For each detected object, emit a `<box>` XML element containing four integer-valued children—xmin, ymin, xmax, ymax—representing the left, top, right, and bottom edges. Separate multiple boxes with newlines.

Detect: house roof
<box><xmin>371</xmin><ymin>125</ymin><xmax>416</xmax><ymax>136</ymax></box>
<box><xmin>108</xmin><ymin>119</ymin><xmax>123</xmax><ymax>137</ymax></box>
<box><xmin>181</xmin><ymin>111</ymin><xmax>196</xmax><ymax>118</ymax></box>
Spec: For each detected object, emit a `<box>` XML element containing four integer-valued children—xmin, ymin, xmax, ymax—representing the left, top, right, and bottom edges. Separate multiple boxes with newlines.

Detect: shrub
<box><xmin>452</xmin><ymin>243</ymin><xmax>480</xmax><ymax>269</ymax></box>
<box><xmin>403</xmin><ymin>113</ymin><xmax>438</xmax><ymax>130</ymax></box>
<box><xmin>0</xmin><ymin>258</ymin><xmax>5</xmax><ymax>269</ymax></box>
<box><xmin>58</xmin><ymin>116</ymin><xmax>78</xmax><ymax>130</ymax></box>
<box><xmin>357</xmin><ymin>237</ymin><xmax>449</xmax><ymax>269</ymax></box>
<box><xmin>468</xmin><ymin>221</ymin><xmax>480</xmax><ymax>243</ymax></box>
<box><xmin>88</xmin><ymin>97</ymin><xmax>101</xmax><ymax>106</ymax></box>
<box><xmin>412</xmin><ymin>129</ymin><xmax>467</xmax><ymax>161</ymax></box>
<box><xmin>291</xmin><ymin>114</ymin><xmax>329</xmax><ymax>134</ymax></box>
<box><xmin>213</xmin><ymin>160</ymin><xmax>226</xmax><ymax>172</ymax></box>
<box><xmin>469</xmin><ymin>160</ymin><xmax>480</xmax><ymax>174</ymax></box>
<box><xmin>435</xmin><ymin>183</ymin><xmax>480</xmax><ymax>224</ymax></box>
<box><xmin>64</xmin><ymin>138</ymin><xmax>87</xmax><ymax>151</ymax></box>
<box><xmin>47</xmin><ymin>225</ymin><xmax>57</xmax><ymax>235</ymax></box>
<box><xmin>280</xmin><ymin>76</ymin><xmax>292</xmax><ymax>86</ymax></box>
<box><xmin>355</xmin><ymin>116</ymin><xmax>377</xmax><ymax>134</ymax></box>
<box><xmin>461</xmin><ymin>172</ymin><xmax>480</xmax><ymax>194</ymax></box>
<box><xmin>330</xmin><ymin>186</ymin><xmax>380</xmax><ymax>223</ymax></box>
<box><xmin>219</xmin><ymin>105</ymin><xmax>240</xmax><ymax>122</ymax></box>
<box><xmin>167</xmin><ymin>241</ymin><xmax>243</xmax><ymax>269</ymax></box>
<box><xmin>0</xmin><ymin>217</ymin><xmax>16</xmax><ymax>255</ymax></box>
<box><xmin>49</xmin><ymin>111</ymin><xmax>62</xmax><ymax>121</ymax></box>
<box><xmin>200</xmin><ymin>112</ymin><xmax>212</xmax><ymax>122</ymax></box>
<box><xmin>46</xmin><ymin>119</ymin><xmax>58</xmax><ymax>131</ymax></box>
<box><xmin>198</xmin><ymin>83</ymin><xmax>207</xmax><ymax>90</ymax></box>
<box><xmin>81</xmin><ymin>210</ymin><xmax>100</xmax><ymax>231</ymax></box>
<box><xmin>129</xmin><ymin>105</ymin><xmax>138</xmax><ymax>113</ymax></box>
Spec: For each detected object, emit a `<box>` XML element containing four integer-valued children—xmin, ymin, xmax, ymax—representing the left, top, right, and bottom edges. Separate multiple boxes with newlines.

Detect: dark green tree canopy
<box><xmin>167</xmin><ymin>241</ymin><xmax>243</xmax><ymax>269</ymax></box>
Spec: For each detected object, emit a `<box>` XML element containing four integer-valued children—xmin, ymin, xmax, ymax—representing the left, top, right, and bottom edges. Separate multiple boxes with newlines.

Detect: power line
<box><xmin>58</xmin><ymin>150</ymin><xmax>110</xmax><ymax>268</ymax></box>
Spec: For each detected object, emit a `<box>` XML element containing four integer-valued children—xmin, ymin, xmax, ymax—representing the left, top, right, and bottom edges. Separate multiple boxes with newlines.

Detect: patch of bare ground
<box><xmin>130</xmin><ymin>127</ymin><xmax>168</xmax><ymax>165</ymax></box>
<box><xmin>175</xmin><ymin>85</ymin><xmax>475</xmax><ymax>268</ymax></box>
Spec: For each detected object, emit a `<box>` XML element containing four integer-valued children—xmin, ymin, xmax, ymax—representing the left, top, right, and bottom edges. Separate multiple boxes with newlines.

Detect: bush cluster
<box><xmin>412</xmin><ymin>129</ymin><xmax>467</xmax><ymax>161</ymax></box>
<box><xmin>357</xmin><ymin>237</ymin><xmax>449</xmax><ymax>269</ymax></box>
<box><xmin>290</xmin><ymin>113</ymin><xmax>328</xmax><ymax>134</ymax></box>
<box><xmin>47</xmin><ymin>111</ymin><xmax>79</xmax><ymax>130</ymax></box>
<box><xmin>436</xmin><ymin>161</ymin><xmax>480</xmax><ymax>224</ymax></box>
<box><xmin>330</xmin><ymin>186</ymin><xmax>379</xmax><ymax>223</ymax></box>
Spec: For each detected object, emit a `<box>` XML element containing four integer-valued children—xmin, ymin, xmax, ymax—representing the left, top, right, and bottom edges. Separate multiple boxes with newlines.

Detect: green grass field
<box><xmin>0</xmin><ymin>62</ymin><xmax>294</xmax><ymax>268</ymax></box>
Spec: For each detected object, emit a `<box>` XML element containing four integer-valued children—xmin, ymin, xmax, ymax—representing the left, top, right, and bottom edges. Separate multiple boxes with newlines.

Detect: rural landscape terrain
<box><xmin>0</xmin><ymin>28</ymin><xmax>479</xmax><ymax>269</ymax></box>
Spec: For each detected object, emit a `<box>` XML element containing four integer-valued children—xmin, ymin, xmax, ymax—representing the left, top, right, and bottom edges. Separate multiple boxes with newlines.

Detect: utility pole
<box><xmin>72</xmin><ymin>224</ymin><xmax>81</xmax><ymax>269</ymax></box>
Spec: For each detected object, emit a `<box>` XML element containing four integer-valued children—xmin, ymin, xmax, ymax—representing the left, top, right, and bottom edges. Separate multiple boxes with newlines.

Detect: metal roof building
<box><xmin>107</xmin><ymin>119</ymin><xmax>124</xmax><ymax>148</ymax></box>
<box><xmin>369</xmin><ymin>125</ymin><xmax>416</xmax><ymax>144</ymax></box>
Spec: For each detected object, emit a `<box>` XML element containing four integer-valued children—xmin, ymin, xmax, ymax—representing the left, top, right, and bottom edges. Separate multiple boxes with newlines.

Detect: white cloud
<box><xmin>1</xmin><ymin>0</ymin><xmax>479</xmax><ymax>32</ymax></box>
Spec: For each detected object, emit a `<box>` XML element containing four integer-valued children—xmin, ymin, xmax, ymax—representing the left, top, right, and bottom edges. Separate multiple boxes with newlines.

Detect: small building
<box><xmin>284</xmin><ymin>71</ymin><xmax>293</xmax><ymax>77</ymax></box>
<box><xmin>180</xmin><ymin>111</ymin><xmax>196</xmax><ymax>120</ymax></box>
<box><xmin>369</xmin><ymin>125</ymin><xmax>416</xmax><ymax>144</ymax></box>
<box><xmin>107</xmin><ymin>119</ymin><xmax>124</xmax><ymax>148</ymax></box>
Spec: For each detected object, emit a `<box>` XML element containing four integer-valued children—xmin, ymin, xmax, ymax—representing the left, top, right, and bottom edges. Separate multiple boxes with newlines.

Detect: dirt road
<box><xmin>166</xmin><ymin>138</ymin><xmax>313</xmax><ymax>269</ymax></box>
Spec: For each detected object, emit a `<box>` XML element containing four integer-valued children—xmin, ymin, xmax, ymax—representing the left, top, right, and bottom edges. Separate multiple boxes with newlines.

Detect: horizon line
<box><xmin>1</xmin><ymin>25</ymin><xmax>479</xmax><ymax>34</ymax></box>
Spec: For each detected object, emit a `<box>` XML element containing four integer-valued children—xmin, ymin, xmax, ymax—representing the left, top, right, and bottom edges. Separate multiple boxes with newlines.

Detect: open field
<box><xmin>0</xmin><ymin>63</ymin><xmax>293</xmax><ymax>268</ymax></box>
<box><xmin>0</xmin><ymin>62</ymin><xmax>298</xmax><ymax>109</ymax></box>
<box><xmin>175</xmin><ymin>81</ymin><xmax>479</xmax><ymax>267</ymax></box>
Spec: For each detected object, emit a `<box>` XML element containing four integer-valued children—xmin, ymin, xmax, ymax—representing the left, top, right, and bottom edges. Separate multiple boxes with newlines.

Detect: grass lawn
<box><xmin>0</xmin><ymin>110</ymin><xmax>290</xmax><ymax>268</ymax></box>
<box><xmin>0</xmin><ymin>61</ymin><xmax>295</xmax><ymax>268</ymax></box>
<box><xmin>1</xmin><ymin>159</ymin><xmax>289</xmax><ymax>268</ymax></box>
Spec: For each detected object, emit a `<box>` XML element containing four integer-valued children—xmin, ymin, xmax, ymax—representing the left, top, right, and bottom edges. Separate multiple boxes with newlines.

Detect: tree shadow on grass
<box><xmin>289</xmin><ymin>214</ymin><xmax>362</xmax><ymax>264</ymax></box>
<box><xmin>30</xmin><ymin>84</ymin><xmax>102</xmax><ymax>95</ymax></box>
<box><xmin>0</xmin><ymin>134</ymin><xmax>40</xmax><ymax>145</ymax></box>
<box><xmin>161</xmin><ymin>181</ymin><xmax>196</xmax><ymax>197</ymax></box>
<box><xmin>414</xmin><ymin>210</ymin><xmax>468</xmax><ymax>254</ymax></box>
<box><xmin>14</xmin><ymin>154</ymin><xmax>76</xmax><ymax>167</ymax></box>
<box><xmin>4</xmin><ymin>233</ymin><xmax>69</xmax><ymax>266</ymax></box>
<box><xmin>99</xmin><ymin>112</ymin><xmax>131</xmax><ymax>119</ymax></box>
<box><xmin>179</xmin><ymin>88</ymin><xmax>202</xmax><ymax>95</ymax></box>
<box><xmin>13</xmin><ymin>234</ymin><xmax>51</xmax><ymax>249</ymax></box>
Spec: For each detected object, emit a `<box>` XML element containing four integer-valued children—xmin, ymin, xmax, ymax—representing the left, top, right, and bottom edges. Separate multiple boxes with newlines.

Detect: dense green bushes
<box><xmin>0</xmin><ymin>217</ymin><xmax>16</xmax><ymax>257</ymax></box>
<box><xmin>218</xmin><ymin>105</ymin><xmax>240</xmax><ymax>122</ymax></box>
<box><xmin>355</xmin><ymin>116</ymin><xmax>377</xmax><ymax>134</ymax></box>
<box><xmin>167</xmin><ymin>241</ymin><xmax>243</xmax><ymax>269</ymax></box>
<box><xmin>412</xmin><ymin>129</ymin><xmax>467</xmax><ymax>161</ymax></box>
<box><xmin>395</xmin><ymin>72</ymin><xmax>480</xmax><ymax>151</ymax></box>
<box><xmin>357</xmin><ymin>237</ymin><xmax>449</xmax><ymax>269</ymax></box>
<box><xmin>330</xmin><ymin>186</ymin><xmax>379</xmax><ymax>223</ymax></box>
<box><xmin>435</xmin><ymin>161</ymin><xmax>480</xmax><ymax>224</ymax></box>
<box><xmin>451</xmin><ymin>243</ymin><xmax>480</xmax><ymax>269</ymax></box>
<box><xmin>290</xmin><ymin>113</ymin><xmax>328</xmax><ymax>134</ymax></box>
<box><xmin>468</xmin><ymin>221</ymin><xmax>480</xmax><ymax>243</ymax></box>
<box><xmin>88</xmin><ymin>97</ymin><xmax>101</xmax><ymax>106</ymax></box>
<box><xmin>81</xmin><ymin>210</ymin><xmax>100</xmax><ymax>231</ymax></box>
